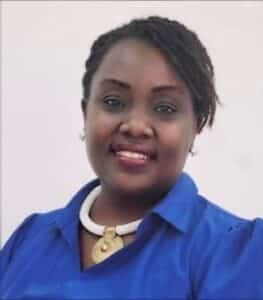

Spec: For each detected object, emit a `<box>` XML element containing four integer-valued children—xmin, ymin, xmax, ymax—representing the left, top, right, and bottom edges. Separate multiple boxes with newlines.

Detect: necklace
<box><xmin>79</xmin><ymin>185</ymin><xmax>142</xmax><ymax>264</ymax></box>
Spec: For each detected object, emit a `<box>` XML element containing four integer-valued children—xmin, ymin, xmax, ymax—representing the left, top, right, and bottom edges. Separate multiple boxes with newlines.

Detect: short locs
<box><xmin>82</xmin><ymin>16</ymin><xmax>219</xmax><ymax>131</ymax></box>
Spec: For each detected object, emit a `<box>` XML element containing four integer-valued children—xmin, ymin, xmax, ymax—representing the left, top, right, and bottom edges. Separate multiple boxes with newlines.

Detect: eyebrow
<box><xmin>101</xmin><ymin>78</ymin><xmax>130</xmax><ymax>89</ymax></box>
<box><xmin>100</xmin><ymin>78</ymin><xmax>181</xmax><ymax>93</ymax></box>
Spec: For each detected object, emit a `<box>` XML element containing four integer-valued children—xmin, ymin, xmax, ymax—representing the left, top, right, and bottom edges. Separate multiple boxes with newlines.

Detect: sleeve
<box><xmin>196</xmin><ymin>218</ymin><xmax>263</xmax><ymax>298</ymax></box>
<box><xmin>0</xmin><ymin>214</ymin><xmax>37</xmax><ymax>276</ymax></box>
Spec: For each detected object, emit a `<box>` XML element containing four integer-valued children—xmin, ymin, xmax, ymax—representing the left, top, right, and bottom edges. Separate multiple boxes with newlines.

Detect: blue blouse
<box><xmin>1</xmin><ymin>173</ymin><xmax>262</xmax><ymax>299</ymax></box>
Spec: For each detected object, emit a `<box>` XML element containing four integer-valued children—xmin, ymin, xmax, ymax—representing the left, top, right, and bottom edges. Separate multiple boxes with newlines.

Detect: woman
<box><xmin>1</xmin><ymin>16</ymin><xmax>262</xmax><ymax>299</ymax></box>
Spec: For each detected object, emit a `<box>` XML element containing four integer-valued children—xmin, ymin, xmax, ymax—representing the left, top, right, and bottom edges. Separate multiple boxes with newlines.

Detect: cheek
<box><xmin>84</xmin><ymin>111</ymin><xmax>120</xmax><ymax>156</ymax></box>
<box><xmin>160</xmin><ymin>124</ymin><xmax>194</xmax><ymax>160</ymax></box>
<box><xmin>85</xmin><ymin>110</ymin><xmax>111</xmax><ymax>138</ymax></box>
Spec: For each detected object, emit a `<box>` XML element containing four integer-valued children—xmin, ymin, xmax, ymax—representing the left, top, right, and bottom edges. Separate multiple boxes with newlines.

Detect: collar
<box><xmin>53</xmin><ymin>179</ymin><xmax>100</xmax><ymax>247</ymax></box>
<box><xmin>52</xmin><ymin>172</ymin><xmax>199</xmax><ymax>245</ymax></box>
<box><xmin>55</xmin><ymin>179</ymin><xmax>100</xmax><ymax>230</ymax></box>
<box><xmin>152</xmin><ymin>172</ymin><xmax>199</xmax><ymax>233</ymax></box>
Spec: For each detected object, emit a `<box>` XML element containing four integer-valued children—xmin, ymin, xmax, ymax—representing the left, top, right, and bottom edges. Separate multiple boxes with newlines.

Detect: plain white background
<box><xmin>2</xmin><ymin>1</ymin><xmax>263</xmax><ymax>245</ymax></box>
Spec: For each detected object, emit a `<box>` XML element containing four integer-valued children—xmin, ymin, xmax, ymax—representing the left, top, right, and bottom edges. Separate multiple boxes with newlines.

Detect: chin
<box><xmin>107</xmin><ymin>175</ymin><xmax>156</xmax><ymax>196</ymax></box>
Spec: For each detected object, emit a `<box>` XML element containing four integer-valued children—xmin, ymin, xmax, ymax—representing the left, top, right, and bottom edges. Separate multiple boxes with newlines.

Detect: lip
<box><xmin>109</xmin><ymin>143</ymin><xmax>157</xmax><ymax>171</ymax></box>
<box><xmin>110</xmin><ymin>143</ymin><xmax>157</xmax><ymax>160</ymax></box>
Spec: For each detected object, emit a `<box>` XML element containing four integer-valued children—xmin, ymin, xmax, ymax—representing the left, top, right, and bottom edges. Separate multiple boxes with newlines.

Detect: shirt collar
<box><xmin>53</xmin><ymin>179</ymin><xmax>100</xmax><ymax>247</ymax></box>
<box><xmin>53</xmin><ymin>172</ymin><xmax>198</xmax><ymax>243</ymax></box>
<box><xmin>55</xmin><ymin>179</ymin><xmax>100</xmax><ymax>229</ymax></box>
<box><xmin>152</xmin><ymin>172</ymin><xmax>199</xmax><ymax>233</ymax></box>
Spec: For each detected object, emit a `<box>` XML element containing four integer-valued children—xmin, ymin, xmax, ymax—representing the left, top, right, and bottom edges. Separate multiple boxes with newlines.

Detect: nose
<box><xmin>119</xmin><ymin>116</ymin><xmax>154</xmax><ymax>139</ymax></box>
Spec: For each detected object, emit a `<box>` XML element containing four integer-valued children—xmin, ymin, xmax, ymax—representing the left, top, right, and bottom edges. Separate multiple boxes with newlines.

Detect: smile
<box><xmin>115</xmin><ymin>151</ymin><xmax>148</xmax><ymax>161</ymax></box>
<box><xmin>109</xmin><ymin>143</ymin><xmax>156</xmax><ymax>170</ymax></box>
<box><xmin>110</xmin><ymin>143</ymin><xmax>156</xmax><ymax>160</ymax></box>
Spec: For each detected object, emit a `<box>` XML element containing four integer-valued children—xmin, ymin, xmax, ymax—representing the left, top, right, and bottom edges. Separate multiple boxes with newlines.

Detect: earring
<box><xmin>79</xmin><ymin>129</ymin><xmax>86</xmax><ymax>142</ymax></box>
<box><xmin>189</xmin><ymin>145</ymin><xmax>196</xmax><ymax>156</ymax></box>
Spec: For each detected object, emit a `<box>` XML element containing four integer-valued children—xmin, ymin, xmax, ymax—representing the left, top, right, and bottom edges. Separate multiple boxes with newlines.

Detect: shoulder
<box><xmin>1</xmin><ymin>179</ymin><xmax>98</xmax><ymax>251</ymax></box>
<box><xmin>188</xmin><ymin>195</ymin><xmax>249</xmax><ymax>271</ymax></box>
<box><xmin>195</xmin><ymin>195</ymin><xmax>246</xmax><ymax>236</ymax></box>
<box><xmin>191</xmin><ymin>197</ymin><xmax>263</xmax><ymax>297</ymax></box>
<box><xmin>15</xmin><ymin>207</ymin><xmax>67</xmax><ymax>239</ymax></box>
<box><xmin>0</xmin><ymin>212</ymin><xmax>47</xmax><ymax>277</ymax></box>
<box><xmin>0</xmin><ymin>208</ymin><xmax>63</xmax><ymax>269</ymax></box>
<box><xmin>0</xmin><ymin>179</ymin><xmax>98</xmax><ymax>273</ymax></box>
<box><xmin>191</xmin><ymin>194</ymin><xmax>257</xmax><ymax>262</ymax></box>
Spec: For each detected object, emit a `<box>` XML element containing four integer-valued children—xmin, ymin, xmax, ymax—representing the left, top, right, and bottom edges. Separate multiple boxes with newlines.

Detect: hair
<box><xmin>82</xmin><ymin>16</ymin><xmax>219</xmax><ymax>131</ymax></box>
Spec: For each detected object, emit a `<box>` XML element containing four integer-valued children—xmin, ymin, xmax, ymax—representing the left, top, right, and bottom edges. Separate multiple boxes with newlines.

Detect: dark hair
<box><xmin>82</xmin><ymin>16</ymin><xmax>219</xmax><ymax>131</ymax></box>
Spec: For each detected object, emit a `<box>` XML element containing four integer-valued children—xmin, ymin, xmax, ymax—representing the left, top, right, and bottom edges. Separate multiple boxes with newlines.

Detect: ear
<box><xmin>81</xmin><ymin>99</ymin><xmax>87</xmax><ymax>120</ymax></box>
<box><xmin>196</xmin><ymin>117</ymin><xmax>204</xmax><ymax>134</ymax></box>
<box><xmin>189</xmin><ymin>117</ymin><xmax>200</xmax><ymax>152</ymax></box>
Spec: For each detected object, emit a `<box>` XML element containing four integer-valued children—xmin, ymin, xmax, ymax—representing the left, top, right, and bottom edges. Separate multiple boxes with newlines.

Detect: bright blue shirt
<box><xmin>1</xmin><ymin>173</ymin><xmax>262</xmax><ymax>299</ymax></box>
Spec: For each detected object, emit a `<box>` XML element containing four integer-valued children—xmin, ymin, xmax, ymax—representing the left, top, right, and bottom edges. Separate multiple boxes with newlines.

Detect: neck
<box><xmin>90</xmin><ymin>184</ymin><xmax>164</xmax><ymax>227</ymax></box>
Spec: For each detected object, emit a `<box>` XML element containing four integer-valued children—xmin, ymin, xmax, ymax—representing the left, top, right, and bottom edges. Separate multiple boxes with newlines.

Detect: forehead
<box><xmin>92</xmin><ymin>38</ymin><xmax>186</xmax><ymax>90</ymax></box>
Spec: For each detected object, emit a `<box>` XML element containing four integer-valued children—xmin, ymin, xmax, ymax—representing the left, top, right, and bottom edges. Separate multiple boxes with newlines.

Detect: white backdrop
<box><xmin>2</xmin><ymin>1</ymin><xmax>263</xmax><ymax>245</ymax></box>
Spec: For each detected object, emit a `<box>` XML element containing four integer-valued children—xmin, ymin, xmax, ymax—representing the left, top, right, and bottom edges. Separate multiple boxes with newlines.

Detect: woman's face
<box><xmin>83</xmin><ymin>39</ymin><xmax>198</xmax><ymax>199</ymax></box>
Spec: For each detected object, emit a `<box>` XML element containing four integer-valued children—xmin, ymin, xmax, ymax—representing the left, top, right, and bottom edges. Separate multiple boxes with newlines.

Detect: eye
<box><xmin>102</xmin><ymin>96</ymin><xmax>124</xmax><ymax>111</ymax></box>
<box><xmin>155</xmin><ymin>103</ymin><xmax>177</xmax><ymax>114</ymax></box>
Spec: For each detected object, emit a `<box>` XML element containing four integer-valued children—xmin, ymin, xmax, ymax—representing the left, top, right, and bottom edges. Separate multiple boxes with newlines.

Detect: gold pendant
<box><xmin>91</xmin><ymin>227</ymin><xmax>124</xmax><ymax>264</ymax></box>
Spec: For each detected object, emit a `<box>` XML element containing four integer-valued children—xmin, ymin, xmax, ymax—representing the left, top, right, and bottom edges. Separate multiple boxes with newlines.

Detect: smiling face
<box><xmin>83</xmin><ymin>39</ymin><xmax>198</xmax><ymax>201</ymax></box>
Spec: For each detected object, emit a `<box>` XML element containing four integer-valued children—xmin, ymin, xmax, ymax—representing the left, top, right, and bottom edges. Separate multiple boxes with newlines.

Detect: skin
<box><xmin>79</xmin><ymin>39</ymin><xmax>198</xmax><ymax>268</ymax></box>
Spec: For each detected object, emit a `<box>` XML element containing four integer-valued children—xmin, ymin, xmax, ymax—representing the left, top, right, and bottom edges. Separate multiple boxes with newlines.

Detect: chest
<box><xmin>76</xmin><ymin>226</ymin><xmax>191</xmax><ymax>299</ymax></box>
<box><xmin>79</xmin><ymin>226</ymin><xmax>135</xmax><ymax>269</ymax></box>
<box><xmin>2</xmin><ymin>226</ymin><xmax>192</xmax><ymax>299</ymax></box>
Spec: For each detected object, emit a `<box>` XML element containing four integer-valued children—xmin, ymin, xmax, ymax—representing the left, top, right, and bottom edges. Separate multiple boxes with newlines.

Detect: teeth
<box><xmin>116</xmin><ymin>151</ymin><xmax>148</xmax><ymax>160</ymax></box>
